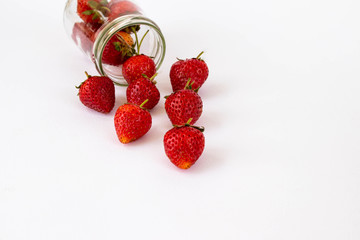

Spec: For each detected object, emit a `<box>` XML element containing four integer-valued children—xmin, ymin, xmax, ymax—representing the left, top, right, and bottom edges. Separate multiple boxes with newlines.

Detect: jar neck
<box><xmin>93</xmin><ymin>14</ymin><xmax>166</xmax><ymax>84</ymax></box>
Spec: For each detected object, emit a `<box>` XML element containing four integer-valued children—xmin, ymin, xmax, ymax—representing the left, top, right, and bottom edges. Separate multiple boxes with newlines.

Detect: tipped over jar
<box><xmin>63</xmin><ymin>0</ymin><xmax>166</xmax><ymax>85</ymax></box>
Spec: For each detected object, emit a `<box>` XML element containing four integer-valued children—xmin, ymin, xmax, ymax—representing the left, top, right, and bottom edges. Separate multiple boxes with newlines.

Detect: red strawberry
<box><xmin>170</xmin><ymin>51</ymin><xmax>209</xmax><ymax>92</ymax></box>
<box><xmin>102</xmin><ymin>31</ymin><xmax>135</xmax><ymax>66</ymax></box>
<box><xmin>165</xmin><ymin>80</ymin><xmax>203</xmax><ymax>125</ymax></box>
<box><xmin>122</xmin><ymin>30</ymin><xmax>156</xmax><ymax>84</ymax></box>
<box><xmin>126</xmin><ymin>74</ymin><xmax>160</xmax><ymax>110</ymax></box>
<box><xmin>76</xmin><ymin>72</ymin><xmax>115</xmax><ymax>113</ymax></box>
<box><xmin>122</xmin><ymin>54</ymin><xmax>156</xmax><ymax>84</ymax></box>
<box><xmin>108</xmin><ymin>0</ymin><xmax>141</xmax><ymax>21</ymax></box>
<box><xmin>164</xmin><ymin>120</ymin><xmax>205</xmax><ymax>169</ymax></box>
<box><xmin>71</xmin><ymin>22</ymin><xmax>98</xmax><ymax>54</ymax></box>
<box><xmin>114</xmin><ymin>100</ymin><xmax>152</xmax><ymax>144</ymax></box>
<box><xmin>77</xmin><ymin>0</ymin><xmax>110</xmax><ymax>25</ymax></box>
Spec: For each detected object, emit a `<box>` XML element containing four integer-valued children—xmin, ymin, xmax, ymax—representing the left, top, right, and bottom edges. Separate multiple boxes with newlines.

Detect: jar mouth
<box><xmin>93</xmin><ymin>14</ymin><xmax>166</xmax><ymax>85</ymax></box>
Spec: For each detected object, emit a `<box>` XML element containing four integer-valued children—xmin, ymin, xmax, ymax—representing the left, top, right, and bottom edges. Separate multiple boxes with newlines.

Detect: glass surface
<box><xmin>64</xmin><ymin>0</ymin><xmax>166</xmax><ymax>84</ymax></box>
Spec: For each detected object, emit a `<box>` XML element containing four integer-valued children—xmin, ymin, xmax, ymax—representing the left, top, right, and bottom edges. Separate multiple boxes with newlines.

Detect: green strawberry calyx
<box><xmin>75</xmin><ymin>71</ymin><xmax>92</xmax><ymax>94</ymax></box>
<box><xmin>122</xmin><ymin>25</ymin><xmax>140</xmax><ymax>34</ymax></box>
<box><xmin>76</xmin><ymin>71</ymin><xmax>91</xmax><ymax>88</ymax></box>
<box><xmin>184</xmin><ymin>78</ymin><xmax>200</xmax><ymax>93</ymax></box>
<box><xmin>173</xmin><ymin>118</ymin><xmax>205</xmax><ymax>132</ymax></box>
<box><xmin>176</xmin><ymin>51</ymin><xmax>205</xmax><ymax>62</ymax></box>
<box><xmin>113</xmin><ymin>33</ymin><xmax>136</xmax><ymax>57</ymax></box>
<box><xmin>164</xmin><ymin>79</ymin><xmax>199</xmax><ymax>99</ymax></box>
<box><xmin>82</xmin><ymin>0</ymin><xmax>110</xmax><ymax>23</ymax></box>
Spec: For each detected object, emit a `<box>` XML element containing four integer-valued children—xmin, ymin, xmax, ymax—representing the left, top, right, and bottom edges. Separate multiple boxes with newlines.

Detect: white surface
<box><xmin>1</xmin><ymin>0</ymin><xmax>360</xmax><ymax>239</ymax></box>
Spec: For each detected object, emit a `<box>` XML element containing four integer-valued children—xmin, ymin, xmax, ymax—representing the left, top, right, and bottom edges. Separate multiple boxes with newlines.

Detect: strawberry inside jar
<box><xmin>64</xmin><ymin>0</ymin><xmax>166</xmax><ymax>85</ymax></box>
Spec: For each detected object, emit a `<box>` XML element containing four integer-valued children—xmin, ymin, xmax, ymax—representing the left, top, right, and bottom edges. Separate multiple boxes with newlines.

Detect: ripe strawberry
<box><xmin>165</xmin><ymin>80</ymin><xmax>203</xmax><ymax>125</ymax></box>
<box><xmin>102</xmin><ymin>31</ymin><xmax>135</xmax><ymax>66</ymax></box>
<box><xmin>114</xmin><ymin>100</ymin><xmax>152</xmax><ymax>144</ymax></box>
<box><xmin>76</xmin><ymin>72</ymin><xmax>115</xmax><ymax>113</ymax></box>
<box><xmin>71</xmin><ymin>22</ymin><xmax>97</xmax><ymax>54</ymax></box>
<box><xmin>122</xmin><ymin>30</ymin><xmax>156</xmax><ymax>84</ymax></box>
<box><xmin>126</xmin><ymin>74</ymin><xmax>160</xmax><ymax>110</ymax></box>
<box><xmin>164</xmin><ymin>120</ymin><xmax>205</xmax><ymax>169</ymax></box>
<box><xmin>77</xmin><ymin>0</ymin><xmax>110</xmax><ymax>25</ymax></box>
<box><xmin>170</xmin><ymin>51</ymin><xmax>209</xmax><ymax>92</ymax></box>
<box><xmin>108</xmin><ymin>0</ymin><xmax>140</xmax><ymax>22</ymax></box>
<box><xmin>122</xmin><ymin>54</ymin><xmax>156</xmax><ymax>84</ymax></box>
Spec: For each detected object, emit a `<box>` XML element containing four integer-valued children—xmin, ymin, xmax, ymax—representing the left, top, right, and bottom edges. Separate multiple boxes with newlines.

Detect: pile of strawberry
<box><xmin>73</xmin><ymin>0</ymin><xmax>140</xmax><ymax>63</ymax></box>
<box><xmin>75</xmin><ymin>0</ymin><xmax>210</xmax><ymax>170</ymax></box>
<box><xmin>77</xmin><ymin>51</ymin><xmax>209</xmax><ymax>169</ymax></box>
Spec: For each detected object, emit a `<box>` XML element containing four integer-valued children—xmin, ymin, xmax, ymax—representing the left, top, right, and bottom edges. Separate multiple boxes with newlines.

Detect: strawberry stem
<box><xmin>138</xmin><ymin>30</ymin><xmax>149</xmax><ymax>53</ymax></box>
<box><xmin>85</xmin><ymin>71</ymin><xmax>91</xmax><ymax>79</ymax></box>
<box><xmin>184</xmin><ymin>78</ymin><xmax>195</xmax><ymax>90</ymax></box>
<box><xmin>149</xmin><ymin>73</ymin><xmax>158</xmax><ymax>83</ymax></box>
<box><xmin>139</xmin><ymin>99</ymin><xmax>149</xmax><ymax>108</ymax></box>
<box><xmin>132</xmin><ymin>27</ymin><xmax>149</xmax><ymax>55</ymax></box>
<box><xmin>76</xmin><ymin>71</ymin><xmax>91</xmax><ymax>91</ymax></box>
<box><xmin>132</xmin><ymin>27</ymin><xmax>139</xmax><ymax>55</ymax></box>
<box><xmin>184</xmin><ymin>78</ymin><xmax>191</xmax><ymax>89</ymax></box>
<box><xmin>141</xmin><ymin>73</ymin><xmax>158</xmax><ymax>84</ymax></box>
<box><xmin>196</xmin><ymin>51</ymin><xmax>204</xmax><ymax>59</ymax></box>
<box><xmin>100</xmin><ymin>6</ymin><xmax>110</xmax><ymax>14</ymax></box>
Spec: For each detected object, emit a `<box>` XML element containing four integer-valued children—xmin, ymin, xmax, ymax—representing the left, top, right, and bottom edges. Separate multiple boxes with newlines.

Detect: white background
<box><xmin>1</xmin><ymin>0</ymin><xmax>360</xmax><ymax>239</ymax></box>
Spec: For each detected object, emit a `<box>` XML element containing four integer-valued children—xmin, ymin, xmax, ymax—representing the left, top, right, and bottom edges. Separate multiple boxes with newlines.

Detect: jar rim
<box><xmin>93</xmin><ymin>14</ymin><xmax>166</xmax><ymax>85</ymax></box>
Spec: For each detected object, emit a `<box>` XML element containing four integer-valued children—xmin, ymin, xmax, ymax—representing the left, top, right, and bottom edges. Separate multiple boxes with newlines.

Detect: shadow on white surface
<box><xmin>190</xmin><ymin>144</ymin><xmax>225</xmax><ymax>173</ymax></box>
<box><xmin>114</xmin><ymin>87</ymin><xmax>127</xmax><ymax>109</ymax></box>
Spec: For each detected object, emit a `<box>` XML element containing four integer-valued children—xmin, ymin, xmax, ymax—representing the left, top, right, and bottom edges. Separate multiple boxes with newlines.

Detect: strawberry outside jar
<box><xmin>63</xmin><ymin>0</ymin><xmax>166</xmax><ymax>85</ymax></box>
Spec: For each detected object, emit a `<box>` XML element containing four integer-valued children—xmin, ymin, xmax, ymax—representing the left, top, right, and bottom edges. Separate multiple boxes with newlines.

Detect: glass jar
<box><xmin>63</xmin><ymin>0</ymin><xmax>166</xmax><ymax>85</ymax></box>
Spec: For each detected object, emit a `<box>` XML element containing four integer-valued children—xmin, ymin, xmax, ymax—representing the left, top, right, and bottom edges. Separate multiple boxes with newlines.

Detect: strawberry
<box><xmin>77</xmin><ymin>0</ymin><xmax>110</xmax><ymax>25</ymax></box>
<box><xmin>170</xmin><ymin>51</ymin><xmax>209</xmax><ymax>92</ymax></box>
<box><xmin>126</xmin><ymin>74</ymin><xmax>160</xmax><ymax>110</ymax></box>
<box><xmin>122</xmin><ymin>54</ymin><xmax>156</xmax><ymax>84</ymax></box>
<box><xmin>71</xmin><ymin>22</ymin><xmax>98</xmax><ymax>54</ymax></box>
<box><xmin>164</xmin><ymin>120</ymin><xmax>205</xmax><ymax>169</ymax></box>
<box><xmin>165</xmin><ymin>80</ymin><xmax>203</xmax><ymax>125</ymax></box>
<box><xmin>102</xmin><ymin>31</ymin><xmax>135</xmax><ymax>66</ymax></box>
<box><xmin>122</xmin><ymin>29</ymin><xmax>156</xmax><ymax>84</ymax></box>
<box><xmin>114</xmin><ymin>100</ymin><xmax>152</xmax><ymax>144</ymax></box>
<box><xmin>108</xmin><ymin>0</ymin><xmax>141</xmax><ymax>22</ymax></box>
<box><xmin>76</xmin><ymin>72</ymin><xmax>115</xmax><ymax>113</ymax></box>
